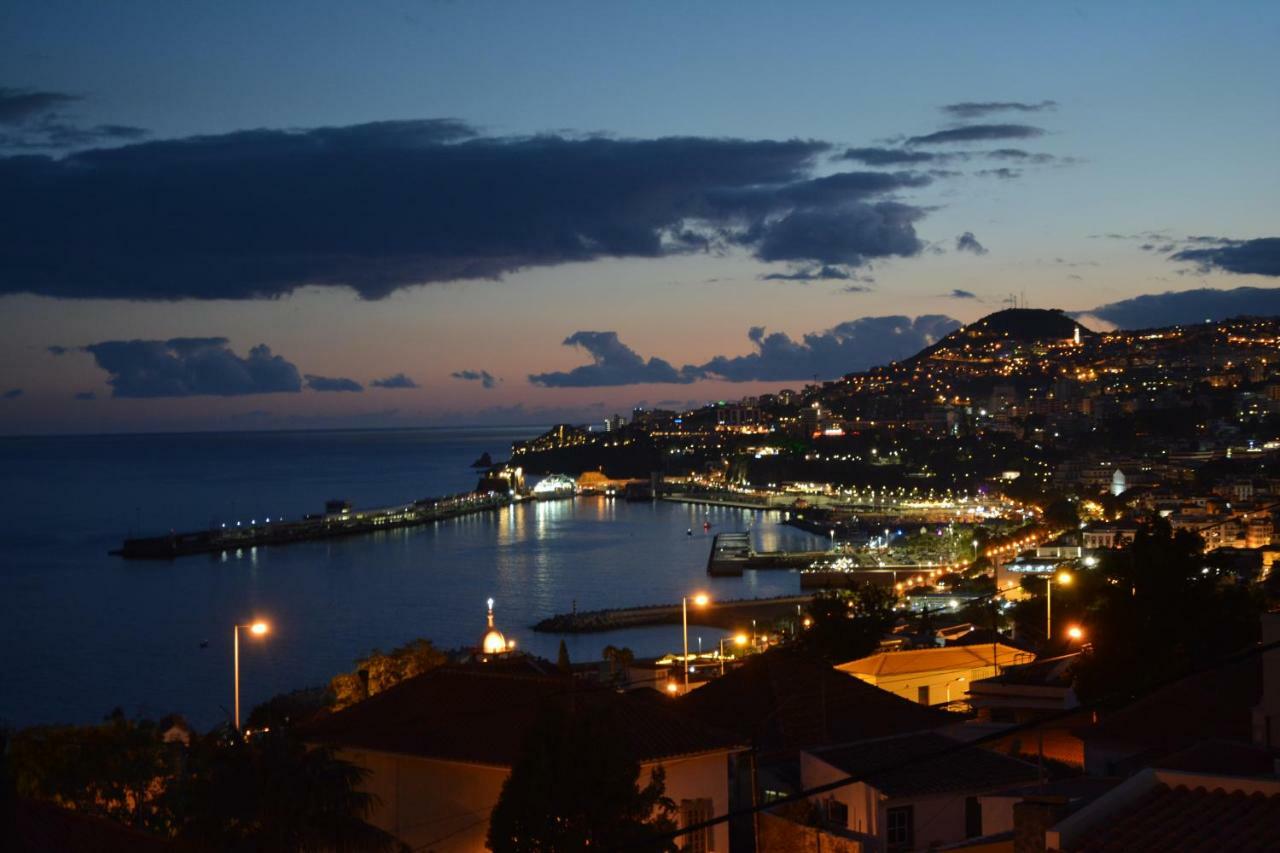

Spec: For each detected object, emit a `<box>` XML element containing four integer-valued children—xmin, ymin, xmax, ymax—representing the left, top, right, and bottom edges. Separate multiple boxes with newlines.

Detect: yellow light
<box><xmin>666</xmin><ymin>681</ymin><xmax>679</xmax><ymax>694</ymax></box>
<box><xmin>734</xmin><ymin>633</ymin><xmax>749</xmax><ymax>646</ymax></box>
<box><xmin>1056</xmin><ymin>572</ymin><xmax>1073</xmax><ymax>585</ymax></box>
<box><xmin>802</xmin><ymin>617</ymin><xmax>813</xmax><ymax>628</ymax></box>
<box><xmin>249</xmin><ymin>621</ymin><xmax>269</xmax><ymax>636</ymax></box>
<box><xmin>693</xmin><ymin>593</ymin><xmax>710</xmax><ymax>607</ymax></box>
<box><xmin>1067</xmin><ymin>625</ymin><xmax>1084</xmax><ymax>641</ymax></box>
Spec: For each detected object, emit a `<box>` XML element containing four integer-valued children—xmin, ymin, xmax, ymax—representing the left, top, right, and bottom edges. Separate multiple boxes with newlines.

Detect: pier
<box><xmin>112</xmin><ymin>492</ymin><xmax>514</xmax><ymax>559</ymax></box>
<box><xmin>532</xmin><ymin>594</ymin><xmax>813</xmax><ymax>634</ymax></box>
<box><xmin>705</xmin><ymin>531</ymin><xmax>831</xmax><ymax>576</ymax></box>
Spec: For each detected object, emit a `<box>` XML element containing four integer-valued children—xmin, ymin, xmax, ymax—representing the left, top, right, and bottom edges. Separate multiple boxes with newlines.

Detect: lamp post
<box><xmin>1045</xmin><ymin>571</ymin><xmax>1072</xmax><ymax>642</ymax></box>
<box><xmin>233</xmin><ymin>620</ymin><xmax>269</xmax><ymax>731</ymax></box>
<box><xmin>719</xmin><ymin>632</ymin><xmax>749</xmax><ymax>675</ymax></box>
<box><xmin>682</xmin><ymin>593</ymin><xmax>709</xmax><ymax>692</ymax></box>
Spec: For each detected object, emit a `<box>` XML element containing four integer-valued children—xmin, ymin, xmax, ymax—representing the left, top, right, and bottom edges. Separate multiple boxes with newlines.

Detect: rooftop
<box><xmin>1073</xmin><ymin>782</ymin><xmax>1280</xmax><ymax>852</ymax></box>
<box><xmin>810</xmin><ymin>731</ymin><xmax>1041</xmax><ymax>798</ymax></box>
<box><xmin>839</xmin><ymin>643</ymin><xmax>1031</xmax><ymax>678</ymax></box>
<box><xmin>301</xmin><ymin>665</ymin><xmax>744</xmax><ymax>767</ymax></box>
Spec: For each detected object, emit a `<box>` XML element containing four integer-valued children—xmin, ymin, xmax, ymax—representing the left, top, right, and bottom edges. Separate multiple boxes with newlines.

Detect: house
<box><xmin>966</xmin><ymin>653</ymin><xmax>1085</xmax><ymax>767</ymax></box>
<box><xmin>800</xmin><ymin>732</ymin><xmax>1041</xmax><ymax>851</ymax></box>
<box><xmin>1044</xmin><ymin>766</ymin><xmax>1280</xmax><ymax>851</ymax></box>
<box><xmin>301</xmin><ymin>665</ymin><xmax>746</xmax><ymax>852</ymax></box>
<box><xmin>678</xmin><ymin>648</ymin><xmax>958</xmax><ymax>764</ymax></box>
<box><xmin>838</xmin><ymin>645</ymin><xmax>1033</xmax><ymax>706</ymax></box>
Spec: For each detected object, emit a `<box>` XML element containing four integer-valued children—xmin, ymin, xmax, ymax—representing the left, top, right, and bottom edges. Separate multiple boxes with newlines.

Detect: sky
<box><xmin>1</xmin><ymin>0</ymin><xmax>1278</xmax><ymax>435</ymax></box>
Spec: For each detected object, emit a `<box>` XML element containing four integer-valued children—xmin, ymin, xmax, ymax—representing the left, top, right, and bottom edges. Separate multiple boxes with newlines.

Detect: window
<box><xmin>917</xmin><ymin>685</ymin><xmax>930</xmax><ymax>705</ymax></box>
<box><xmin>825</xmin><ymin>797</ymin><xmax>849</xmax><ymax>827</ymax></box>
<box><xmin>680</xmin><ymin>798</ymin><xmax>714</xmax><ymax>852</ymax></box>
<box><xmin>965</xmin><ymin>796</ymin><xmax>983</xmax><ymax>838</ymax></box>
<box><xmin>886</xmin><ymin>805</ymin><xmax>914</xmax><ymax>852</ymax></box>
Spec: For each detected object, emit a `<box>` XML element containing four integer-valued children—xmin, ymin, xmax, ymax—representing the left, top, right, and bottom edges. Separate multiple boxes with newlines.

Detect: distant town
<box><xmin>12</xmin><ymin>307</ymin><xmax>1280</xmax><ymax>851</ymax></box>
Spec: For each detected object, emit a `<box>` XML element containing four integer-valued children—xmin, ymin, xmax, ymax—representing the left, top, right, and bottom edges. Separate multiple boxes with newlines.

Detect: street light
<box><xmin>233</xmin><ymin>620</ymin><xmax>270</xmax><ymax>731</ymax></box>
<box><xmin>1066</xmin><ymin>624</ymin><xmax>1084</xmax><ymax>642</ymax></box>
<box><xmin>1046</xmin><ymin>571</ymin><xmax>1072</xmax><ymax>641</ymax></box>
<box><xmin>682</xmin><ymin>594</ymin><xmax>709</xmax><ymax>692</ymax></box>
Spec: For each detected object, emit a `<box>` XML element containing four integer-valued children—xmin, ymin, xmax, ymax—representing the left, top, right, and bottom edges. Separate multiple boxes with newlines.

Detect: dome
<box><xmin>480</xmin><ymin>598</ymin><xmax>507</xmax><ymax>655</ymax></box>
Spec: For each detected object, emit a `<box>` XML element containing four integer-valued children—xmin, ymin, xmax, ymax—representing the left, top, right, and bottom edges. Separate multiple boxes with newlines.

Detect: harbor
<box><xmin>532</xmin><ymin>593</ymin><xmax>813</xmax><ymax>633</ymax></box>
<box><xmin>112</xmin><ymin>491</ymin><xmax>520</xmax><ymax>559</ymax></box>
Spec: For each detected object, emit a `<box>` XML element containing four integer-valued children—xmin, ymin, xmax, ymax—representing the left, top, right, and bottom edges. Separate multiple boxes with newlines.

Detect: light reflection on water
<box><xmin>0</xmin><ymin>429</ymin><xmax>822</xmax><ymax>728</ymax></box>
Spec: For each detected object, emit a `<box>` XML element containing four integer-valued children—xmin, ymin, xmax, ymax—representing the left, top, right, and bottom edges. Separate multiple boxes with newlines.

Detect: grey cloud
<box><xmin>753</xmin><ymin>202</ymin><xmax>926</xmax><ymax>267</ymax></box>
<box><xmin>3</xmin><ymin>388</ymin><xmax>22</xmax><ymax>399</ymax></box>
<box><xmin>760</xmin><ymin>265</ymin><xmax>853</xmax><ymax>281</ymax></box>
<box><xmin>82</xmin><ymin>337</ymin><xmax>303</xmax><ymax>398</ymax></box>
<box><xmin>1171</xmin><ymin>238</ymin><xmax>1280</xmax><ymax>278</ymax></box>
<box><xmin>451</xmin><ymin>369</ymin><xmax>498</xmax><ymax>389</ymax></box>
<box><xmin>529</xmin><ymin>332</ymin><xmax>695</xmax><ymax>387</ymax></box>
<box><xmin>947</xmin><ymin>289</ymin><xmax>978</xmax><ymax>299</ymax></box>
<box><xmin>908</xmin><ymin>124</ymin><xmax>1045</xmax><ymax>145</ymax></box>
<box><xmin>305</xmin><ymin>375</ymin><xmax>364</xmax><ymax>392</ymax></box>
<box><xmin>1083</xmin><ymin>286</ymin><xmax>1280</xmax><ymax>328</ymax></box>
<box><xmin>940</xmin><ymin>100</ymin><xmax>1057</xmax><ymax>119</ymax></box>
<box><xmin>837</xmin><ymin>147</ymin><xmax>943</xmax><ymax>166</ymax></box>
<box><xmin>956</xmin><ymin>232</ymin><xmax>988</xmax><ymax>255</ymax></box>
<box><xmin>975</xmin><ymin>168</ymin><xmax>1022</xmax><ymax>180</ymax></box>
<box><xmin>0</xmin><ymin>87</ymin><xmax>81</xmax><ymax>124</ymax></box>
<box><xmin>985</xmin><ymin>148</ymin><xmax>1055</xmax><ymax>164</ymax></box>
<box><xmin>370</xmin><ymin>372</ymin><xmax>419</xmax><ymax>389</ymax></box>
<box><xmin>0</xmin><ymin>122</ymin><xmax>941</xmax><ymax>300</ymax></box>
<box><xmin>73</xmin><ymin>391</ymin><xmax>95</xmax><ymax>400</ymax></box>
<box><xmin>690</xmin><ymin>315</ymin><xmax>962</xmax><ymax>381</ymax></box>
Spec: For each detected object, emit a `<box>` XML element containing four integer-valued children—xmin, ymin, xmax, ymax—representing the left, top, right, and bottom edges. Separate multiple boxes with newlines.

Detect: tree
<box><xmin>331</xmin><ymin>638</ymin><xmax>447</xmax><ymax>710</ymax></box>
<box><xmin>169</xmin><ymin>728</ymin><xmax>405</xmax><ymax>852</ymax></box>
<box><xmin>602</xmin><ymin>645</ymin><xmax>635</xmax><ymax>679</ymax></box>
<box><xmin>8</xmin><ymin>711</ymin><xmax>179</xmax><ymax>833</ymax></box>
<box><xmin>1072</xmin><ymin>519</ymin><xmax>1262</xmax><ymax>701</ymax></box>
<box><xmin>246</xmin><ymin>686</ymin><xmax>333</xmax><ymax>731</ymax></box>
<box><xmin>487</xmin><ymin>702</ymin><xmax>677</xmax><ymax>852</ymax></box>
<box><xmin>798</xmin><ymin>584</ymin><xmax>899</xmax><ymax>662</ymax></box>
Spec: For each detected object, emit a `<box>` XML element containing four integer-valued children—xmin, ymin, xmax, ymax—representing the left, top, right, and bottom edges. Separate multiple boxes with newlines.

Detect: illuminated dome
<box><xmin>481</xmin><ymin>598</ymin><xmax>507</xmax><ymax>655</ymax></box>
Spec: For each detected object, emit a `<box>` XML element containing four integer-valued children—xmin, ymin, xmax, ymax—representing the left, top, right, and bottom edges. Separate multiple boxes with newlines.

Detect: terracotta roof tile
<box><xmin>299</xmin><ymin>664</ymin><xmax>744</xmax><ymax>766</ymax></box>
<box><xmin>677</xmin><ymin>648</ymin><xmax>956</xmax><ymax>756</ymax></box>
<box><xmin>1076</xmin><ymin>783</ymin><xmax>1280</xmax><ymax>852</ymax></box>
<box><xmin>811</xmin><ymin>732</ymin><xmax>1041</xmax><ymax>797</ymax></box>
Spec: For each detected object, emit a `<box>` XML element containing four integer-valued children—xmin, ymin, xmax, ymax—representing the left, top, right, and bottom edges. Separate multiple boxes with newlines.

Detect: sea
<box><xmin>0</xmin><ymin>427</ymin><xmax>820</xmax><ymax>729</ymax></box>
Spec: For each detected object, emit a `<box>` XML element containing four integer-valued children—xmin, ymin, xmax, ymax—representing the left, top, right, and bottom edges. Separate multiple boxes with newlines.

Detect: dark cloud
<box><xmin>760</xmin><ymin>265</ymin><xmax>852</xmax><ymax>281</ymax></box>
<box><xmin>1171</xmin><ymin>238</ymin><xmax>1280</xmax><ymax>278</ymax></box>
<box><xmin>451</xmin><ymin>369</ymin><xmax>498</xmax><ymax>389</ymax></box>
<box><xmin>82</xmin><ymin>337</ymin><xmax>302</xmax><ymax>398</ymax></box>
<box><xmin>0</xmin><ymin>87</ymin><xmax>147</xmax><ymax>151</ymax></box>
<box><xmin>690</xmin><ymin>315</ymin><xmax>962</xmax><ymax>381</ymax></box>
<box><xmin>0</xmin><ymin>87</ymin><xmax>81</xmax><ymax>124</ymax></box>
<box><xmin>3</xmin><ymin>388</ymin><xmax>23</xmax><ymax>399</ymax></box>
<box><xmin>0</xmin><ymin>122</ymin><xmax>941</xmax><ymax>300</ymax></box>
<box><xmin>837</xmin><ymin>147</ymin><xmax>942</xmax><ymax>166</ymax></box>
<box><xmin>304</xmin><ymin>375</ymin><xmax>364</xmax><ymax>392</ymax></box>
<box><xmin>370</xmin><ymin>373</ymin><xmax>419</xmax><ymax>389</ymax></box>
<box><xmin>947</xmin><ymin>289</ymin><xmax>978</xmax><ymax>299</ymax></box>
<box><xmin>529</xmin><ymin>332</ymin><xmax>696</xmax><ymax>388</ymax></box>
<box><xmin>47</xmin><ymin>345</ymin><xmax>70</xmax><ymax>355</ymax></box>
<box><xmin>908</xmin><ymin>124</ymin><xmax>1045</xmax><ymax>145</ymax></box>
<box><xmin>985</xmin><ymin>148</ymin><xmax>1055</xmax><ymax>164</ymax></box>
<box><xmin>939</xmin><ymin>100</ymin><xmax>1057</xmax><ymax>119</ymax></box>
<box><xmin>73</xmin><ymin>391</ymin><xmax>95</xmax><ymax>400</ymax></box>
<box><xmin>753</xmin><ymin>202</ymin><xmax>925</xmax><ymax>267</ymax></box>
<box><xmin>956</xmin><ymin>232</ymin><xmax>988</xmax><ymax>255</ymax></box>
<box><xmin>1084</xmin><ymin>286</ymin><xmax>1280</xmax><ymax>328</ymax></box>
<box><xmin>975</xmin><ymin>168</ymin><xmax>1022</xmax><ymax>180</ymax></box>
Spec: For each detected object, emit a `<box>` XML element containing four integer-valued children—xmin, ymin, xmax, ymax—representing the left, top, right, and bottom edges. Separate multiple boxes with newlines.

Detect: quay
<box><xmin>112</xmin><ymin>492</ymin><xmax>516</xmax><ymax>559</ymax></box>
<box><xmin>706</xmin><ymin>531</ymin><xmax>831</xmax><ymax>576</ymax></box>
<box><xmin>532</xmin><ymin>594</ymin><xmax>813</xmax><ymax>634</ymax></box>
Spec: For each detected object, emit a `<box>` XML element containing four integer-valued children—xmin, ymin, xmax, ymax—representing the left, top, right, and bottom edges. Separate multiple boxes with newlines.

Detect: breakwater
<box><xmin>112</xmin><ymin>492</ymin><xmax>516</xmax><ymax>559</ymax></box>
<box><xmin>532</xmin><ymin>594</ymin><xmax>813</xmax><ymax>633</ymax></box>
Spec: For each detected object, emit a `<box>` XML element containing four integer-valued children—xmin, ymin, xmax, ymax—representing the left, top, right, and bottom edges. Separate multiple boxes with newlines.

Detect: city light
<box><xmin>692</xmin><ymin>593</ymin><xmax>709</xmax><ymax>607</ymax></box>
<box><xmin>734</xmin><ymin>633</ymin><xmax>748</xmax><ymax>646</ymax></box>
<box><xmin>249</xmin><ymin>621</ymin><xmax>269</xmax><ymax>636</ymax></box>
<box><xmin>1067</xmin><ymin>625</ymin><xmax>1084</xmax><ymax>641</ymax></box>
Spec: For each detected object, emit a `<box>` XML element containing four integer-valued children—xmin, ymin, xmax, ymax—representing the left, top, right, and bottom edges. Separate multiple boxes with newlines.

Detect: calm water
<box><xmin>0</xmin><ymin>428</ymin><xmax>815</xmax><ymax>728</ymax></box>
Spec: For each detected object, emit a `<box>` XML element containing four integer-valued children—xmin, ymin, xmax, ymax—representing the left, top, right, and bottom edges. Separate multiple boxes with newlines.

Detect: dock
<box><xmin>112</xmin><ymin>492</ymin><xmax>514</xmax><ymax>559</ymax></box>
<box><xmin>532</xmin><ymin>594</ymin><xmax>813</xmax><ymax>634</ymax></box>
<box><xmin>705</xmin><ymin>531</ymin><xmax>831</xmax><ymax>576</ymax></box>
